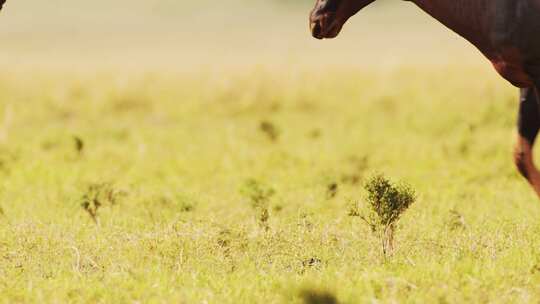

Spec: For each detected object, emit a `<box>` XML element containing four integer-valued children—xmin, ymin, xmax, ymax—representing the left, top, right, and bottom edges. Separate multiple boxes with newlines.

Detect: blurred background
<box><xmin>0</xmin><ymin>0</ymin><xmax>494</xmax><ymax>72</ymax></box>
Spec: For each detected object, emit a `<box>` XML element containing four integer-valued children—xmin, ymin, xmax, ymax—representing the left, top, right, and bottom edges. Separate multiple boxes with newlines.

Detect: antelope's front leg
<box><xmin>514</xmin><ymin>87</ymin><xmax>540</xmax><ymax>197</ymax></box>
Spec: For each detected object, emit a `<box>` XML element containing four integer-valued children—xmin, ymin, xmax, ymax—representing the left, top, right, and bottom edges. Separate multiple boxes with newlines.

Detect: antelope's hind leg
<box><xmin>514</xmin><ymin>87</ymin><xmax>540</xmax><ymax>197</ymax></box>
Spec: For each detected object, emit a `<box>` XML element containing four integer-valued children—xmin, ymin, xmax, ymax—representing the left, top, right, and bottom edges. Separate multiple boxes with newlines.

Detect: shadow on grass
<box><xmin>300</xmin><ymin>289</ymin><xmax>338</xmax><ymax>304</ymax></box>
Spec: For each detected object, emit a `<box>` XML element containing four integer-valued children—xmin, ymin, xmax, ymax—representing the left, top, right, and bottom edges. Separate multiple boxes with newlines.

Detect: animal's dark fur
<box><xmin>0</xmin><ymin>0</ymin><xmax>6</xmax><ymax>11</ymax></box>
<box><xmin>310</xmin><ymin>0</ymin><xmax>540</xmax><ymax>197</ymax></box>
<box><xmin>518</xmin><ymin>88</ymin><xmax>540</xmax><ymax>146</ymax></box>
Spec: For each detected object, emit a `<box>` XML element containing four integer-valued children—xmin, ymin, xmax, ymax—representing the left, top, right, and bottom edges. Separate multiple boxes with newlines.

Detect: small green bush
<box><xmin>360</xmin><ymin>174</ymin><xmax>416</xmax><ymax>257</ymax></box>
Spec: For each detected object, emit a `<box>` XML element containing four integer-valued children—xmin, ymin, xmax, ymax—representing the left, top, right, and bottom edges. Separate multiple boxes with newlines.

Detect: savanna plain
<box><xmin>1</xmin><ymin>1</ymin><xmax>540</xmax><ymax>303</ymax></box>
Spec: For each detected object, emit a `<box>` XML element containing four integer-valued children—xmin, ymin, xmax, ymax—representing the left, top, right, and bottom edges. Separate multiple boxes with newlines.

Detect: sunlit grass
<box><xmin>0</xmin><ymin>64</ymin><xmax>538</xmax><ymax>303</ymax></box>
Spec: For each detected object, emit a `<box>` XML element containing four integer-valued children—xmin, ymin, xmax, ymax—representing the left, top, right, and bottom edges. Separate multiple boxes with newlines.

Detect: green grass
<box><xmin>1</xmin><ymin>65</ymin><xmax>539</xmax><ymax>303</ymax></box>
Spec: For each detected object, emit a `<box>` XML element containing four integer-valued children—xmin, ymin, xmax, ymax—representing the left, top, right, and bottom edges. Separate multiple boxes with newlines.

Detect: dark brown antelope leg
<box><xmin>514</xmin><ymin>87</ymin><xmax>540</xmax><ymax>197</ymax></box>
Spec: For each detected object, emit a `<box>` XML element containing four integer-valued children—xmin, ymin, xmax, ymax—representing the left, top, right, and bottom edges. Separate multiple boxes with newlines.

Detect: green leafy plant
<box><xmin>360</xmin><ymin>174</ymin><xmax>416</xmax><ymax>257</ymax></box>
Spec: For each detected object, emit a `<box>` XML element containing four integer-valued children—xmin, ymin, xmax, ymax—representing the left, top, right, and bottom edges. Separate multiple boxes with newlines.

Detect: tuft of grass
<box><xmin>157</xmin><ymin>193</ymin><xmax>196</xmax><ymax>213</ymax></box>
<box><xmin>326</xmin><ymin>183</ymin><xmax>338</xmax><ymax>199</ymax></box>
<box><xmin>80</xmin><ymin>183</ymin><xmax>125</xmax><ymax>224</ymax></box>
<box><xmin>360</xmin><ymin>174</ymin><xmax>416</xmax><ymax>257</ymax></box>
<box><xmin>347</xmin><ymin>199</ymin><xmax>361</xmax><ymax>217</ymax></box>
<box><xmin>240</xmin><ymin>179</ymin><xmax>275</xmax><ymax>231</ymax></box>
<box><xmin>300</xmin><ymin>257</ymin><xmax>323</xmax><ymax>274</ymax></box>
<box><xmin>259</xmin><ymin>120</ymin><xmax>280</xmax><ymax>141</ymax></box>
<box><xmin>73</xmin><ymin>136</ymin><xmax>84</xmax><ymax>155</ymax></box>
<box><xmin>448</xmin><ymin>209</ymin><xmax>467</xmax><ymax>231</ymax></box>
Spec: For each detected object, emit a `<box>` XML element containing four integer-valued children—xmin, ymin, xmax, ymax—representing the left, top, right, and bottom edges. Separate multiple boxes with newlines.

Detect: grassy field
<box><xmin>2</xmin><ymin>1</ymin><xmax>540</xmax><ymax>303</ymax></box>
